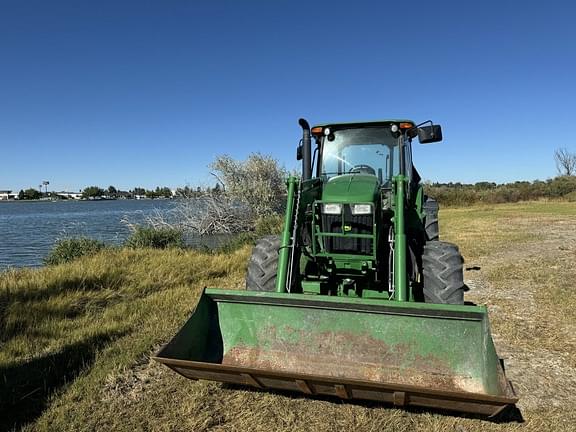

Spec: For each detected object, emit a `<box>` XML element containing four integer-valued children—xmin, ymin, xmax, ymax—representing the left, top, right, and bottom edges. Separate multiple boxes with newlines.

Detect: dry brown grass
<box><xmin>2</xmin><ymin>201</ymin><xmax>576</xmax><ymax>431</ymax></box>
<box><xmin>442</xmin><ymin>202</ymin><xmax>576</xmax><ymax>425</ymax></box>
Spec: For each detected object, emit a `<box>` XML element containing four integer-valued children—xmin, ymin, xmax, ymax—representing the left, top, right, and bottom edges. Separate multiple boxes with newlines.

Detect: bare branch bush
<box><xmin>210</xmin><ymin>153</ymin><xmax>288</xmax><ymax>218</ymax></box>
<box><xmin>128</xmin><ymin>196</ymin><xmax>250</xmax><ymax>237</ymax></box>
<box><xmin>132</xmin><ymin>153</ymin><xmax>289</xmax><ymax>237</ymax></box>
<box><xmin>554</xmin><ymin>148</ymin><xmax>576</xmax><ymax>176</ymax></box>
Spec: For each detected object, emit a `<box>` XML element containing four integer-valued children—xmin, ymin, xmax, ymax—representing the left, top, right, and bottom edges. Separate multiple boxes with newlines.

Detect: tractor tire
<box><xmin>422</xmin><ymin>241</ymin><xmax>465</xmax><ymax>305</ymax></box>
<box><xmin>423</xmin><ymin>197</ymin><xmax>439</xmax><ymax>241</ymax></box>
<box><xmin>246</xmin><ymin>235</ymin><xmax>280</xmax><ymax>292</ymax></box>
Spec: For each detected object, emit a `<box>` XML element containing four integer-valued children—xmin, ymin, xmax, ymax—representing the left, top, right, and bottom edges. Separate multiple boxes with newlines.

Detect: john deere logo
<box><xmin>344</xmin><ymin>225</ymin><xmax>352</xmax><ymax>232</ymax></box>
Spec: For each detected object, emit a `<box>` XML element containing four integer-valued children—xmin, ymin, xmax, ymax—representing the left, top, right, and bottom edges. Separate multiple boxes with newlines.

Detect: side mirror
<box><xmin>296</xmin><ymin>144</ymin><xmax>303</xmax><ymax>160</ymax></box>
<box><xmin>418</xmin><ymin>125</ymin><xmax>443</xmax><ymax>143</ymax></box>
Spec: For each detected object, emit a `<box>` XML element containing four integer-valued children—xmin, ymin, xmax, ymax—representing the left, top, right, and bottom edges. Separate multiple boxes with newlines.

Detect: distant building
<box><xmin>0</xmin><ymin>190</ymin><xmax>17</xmax><ymax>200</ymax></box>
<box><xmin>56</xmin><ymin>191</ymin><xmax>83</xmax><ymax>200</ymax></box>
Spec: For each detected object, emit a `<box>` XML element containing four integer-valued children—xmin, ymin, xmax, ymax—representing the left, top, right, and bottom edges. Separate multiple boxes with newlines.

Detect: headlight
<box><xmin>351</xmin><ymin>204</ymin><xmax>372</xmax><ymax>215</ymax></box>
<box><xmin>322</xmin><ymin>203</ymin><xmax>342</xmax><ymax>214</ymax></box>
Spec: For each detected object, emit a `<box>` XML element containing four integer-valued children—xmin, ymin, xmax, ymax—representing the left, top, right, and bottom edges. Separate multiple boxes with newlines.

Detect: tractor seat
<box><xmin>349</xmin><ymin>165</ymin><xmax>376</xmax><ymax>176</ymax></box>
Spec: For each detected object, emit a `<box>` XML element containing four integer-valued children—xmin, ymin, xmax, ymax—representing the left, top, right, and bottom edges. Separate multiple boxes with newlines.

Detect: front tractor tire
<box><xmin>422</xmin><ymin>241</ymin><xmax>465</xmax><ymax>305</ymax></box>
<box><xmin>246</xmin><ymin>235</ymin><xmax>280</xmax><ymax>292</ymax></box>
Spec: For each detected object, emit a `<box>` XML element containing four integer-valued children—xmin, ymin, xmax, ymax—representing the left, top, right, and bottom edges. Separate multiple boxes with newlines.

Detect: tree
<box><xmin>175</xmin><ymin>186</ymin><xmax>192</xmax><ymax>198</ymax></box>
<box><xmin>474</xmin><ymin>182</ymin><xmax>496</xmax><ymax>190</ymax></box>
<box><xmin>554</xmin><ymin>148</ymin><xmax>576</xmax><ymax>176</ymax></box>
<box><xmin>82</xmin><ymin>186</ymin><xmax>104</xmax><ymax>198</ymax></box>
<box><xmin>159</xmin><ymin>187</ymin><xmax>172</xmax><ymax>198</ymax></box>
<box><xmin>133</xmin><ymin>187</ymin><xmax>146</xmax><ymax>196</ymax></box>
<box><xmin>20</xmin><ymin>188</ymin><xmax>41</xmax><ymax>200</ymax></box>
<box><xmin>107</xmin><ymin>185</ymin><xmax>118</xmax><ymax>196</ymax></box>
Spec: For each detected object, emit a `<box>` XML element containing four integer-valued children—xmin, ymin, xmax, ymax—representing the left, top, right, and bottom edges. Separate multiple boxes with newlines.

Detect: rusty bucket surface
<box><xmin>153</xmin><ymin>289</ymin><xmax>517</xmax><ymax>416</ymax></box>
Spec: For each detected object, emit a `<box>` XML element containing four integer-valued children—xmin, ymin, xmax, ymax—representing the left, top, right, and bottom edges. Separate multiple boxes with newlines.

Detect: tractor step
<box><xmin>153</xmin><ymin>289</ymin><xmax>517</xmax><ymax>417</ymax></box>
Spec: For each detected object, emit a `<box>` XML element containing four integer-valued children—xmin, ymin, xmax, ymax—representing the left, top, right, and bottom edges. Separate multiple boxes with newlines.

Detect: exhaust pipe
<box><xmin>298</xmin><ymin>118</ymin><xmax>312</xmax><ymax>180</ymax></box>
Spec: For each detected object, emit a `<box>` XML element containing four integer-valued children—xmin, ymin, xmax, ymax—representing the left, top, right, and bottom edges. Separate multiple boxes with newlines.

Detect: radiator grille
<box><xmin>320</xmin><ymin>205</ymin><xmax>373</xmax><ymax>255</ymax></box>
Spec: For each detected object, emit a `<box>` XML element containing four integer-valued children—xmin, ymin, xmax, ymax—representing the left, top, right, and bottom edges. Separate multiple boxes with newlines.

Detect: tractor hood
<box><xmin>322</xmin><ymin>174</ymin><xmax>379</xmax><ymax>203</ymax></box>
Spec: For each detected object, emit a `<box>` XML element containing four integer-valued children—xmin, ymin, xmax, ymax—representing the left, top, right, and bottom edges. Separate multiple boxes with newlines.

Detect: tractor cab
<box><xmin>294</xmin><ymin>120</ymin><xmax>443</xmax><ymax>299</ymax></box>
<box><xmin>312</xmin><ymin>121</ymin><xmax>415</xmax><ymax>187</ymax></box>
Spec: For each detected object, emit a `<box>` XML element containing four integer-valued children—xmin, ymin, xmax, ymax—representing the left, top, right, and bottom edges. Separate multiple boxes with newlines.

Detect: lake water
<box><xmin>0</xmin><ymin>199</ymin><xmax>180</xmax><ymax>270</ymax></box>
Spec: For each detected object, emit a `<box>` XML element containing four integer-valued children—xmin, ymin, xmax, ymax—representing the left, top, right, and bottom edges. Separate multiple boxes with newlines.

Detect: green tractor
<box><xmin>154</xmin><ymin>119</ymin><xmax>517</xmax><ymax>417</ymax></box>
<box><xmin>247</xmin><ymin>119</ymin><xmax>462</xmax><ymax>305</ymax></box>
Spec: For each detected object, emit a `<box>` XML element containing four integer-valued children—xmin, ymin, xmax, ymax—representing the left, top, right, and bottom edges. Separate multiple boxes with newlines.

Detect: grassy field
<box><xmin>1</xmin><ymin>201</ymin><xmax>575</xmax><ymax>431</ymax></box>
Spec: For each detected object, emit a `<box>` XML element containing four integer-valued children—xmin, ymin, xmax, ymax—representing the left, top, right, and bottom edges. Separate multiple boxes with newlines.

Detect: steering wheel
<box><xmin>349</xmin><ymin>164</ymin><xmax>376</xmax><ymax>175</ymax></box>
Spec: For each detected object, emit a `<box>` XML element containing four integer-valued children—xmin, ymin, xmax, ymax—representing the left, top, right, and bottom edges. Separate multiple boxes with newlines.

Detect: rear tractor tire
<box><xmin>423</xmin><ymin>197</ymin><xmax>439</xmax><ymax>241</ymax></box>
<box><xmin>422</xmin><ymin>241</ymin><xmax>465</xmax><ymax>305</ymax></box>
<box><xmin>246</xmin><ymin>235</ymin><xmax>280</xmax><ymax>292</ymax></box>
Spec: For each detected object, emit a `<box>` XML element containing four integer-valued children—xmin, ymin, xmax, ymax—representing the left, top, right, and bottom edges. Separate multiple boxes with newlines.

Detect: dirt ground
<box><xmin>460</xmin><ymin>212</ymin><xmax>576</xmax><ymax>417</ymax></box>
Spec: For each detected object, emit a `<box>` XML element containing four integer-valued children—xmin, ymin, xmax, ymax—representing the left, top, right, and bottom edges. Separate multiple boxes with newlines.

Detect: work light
<box><xmin>322</xmin><ymin>203</ymin><xmax>342</xmax><ymax>214</ymax></box>
<box><xmin>351</xmin><ymin>204</ymin><xmax>372</xmax><ymax>215</ymax></box>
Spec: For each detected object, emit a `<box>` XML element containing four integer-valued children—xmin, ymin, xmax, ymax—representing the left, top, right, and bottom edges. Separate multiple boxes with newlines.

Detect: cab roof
<box><xmin>312</xmin><ymin>119</ymin><xmax>415</xmax><ymax>129</ymax></box>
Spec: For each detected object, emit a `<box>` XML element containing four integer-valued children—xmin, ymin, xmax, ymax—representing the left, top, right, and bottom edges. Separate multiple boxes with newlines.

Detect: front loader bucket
<box><xmin>153</xmin><ymin>289</ymin><xmax>517</xmax><ymax>416</ymax></box>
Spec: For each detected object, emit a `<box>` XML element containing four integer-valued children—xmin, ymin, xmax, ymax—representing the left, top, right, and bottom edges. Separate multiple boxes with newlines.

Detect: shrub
<box><xmin>254</xmin><ymin>214</ymin><xmax>284</xmax><ymax>237</ymax></box>
<box><xmin>44</xmin><ymin>238</ymin><xmax>106</xmax><ymax>265</ymax></box>
<box><xmin>547</xmin><ymin>175</ymin><xmax>576</xmax><ymax>197</ymax></box>
<box><xmin>124</xmin><ymin>226</ymin><xmax>184</xmax><ymax>249</ymax></box>
<box><xmin>143</xmin><ymin>154</ymin><xmax>289</xmax><ymax>237</ymax></box>
<box><xmin>564</xmin><ymin>190</ymin><xmax>576</xmax><ymax>202</ymax></box>
<box><xmin>425</xmin><ymin>176</ymin><xmax>576</xmax><ymax>206</ymax></box>
<box><xmin>211</xmin><ymin>153</ymin><xmax>288</xmax><ymax>218</ymax></box>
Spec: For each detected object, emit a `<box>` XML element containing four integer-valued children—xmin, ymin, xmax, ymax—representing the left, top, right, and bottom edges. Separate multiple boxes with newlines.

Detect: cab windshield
<box><xmin>320</xmin><ymin>127</ymin><xmax>400</xmax><ymax>184</ymax></box>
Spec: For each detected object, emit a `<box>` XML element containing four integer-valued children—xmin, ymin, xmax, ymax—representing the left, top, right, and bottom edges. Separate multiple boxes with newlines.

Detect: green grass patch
<box><xmin>124</xmin><ymin>226</ymin><xmax>184</xmax><ymax>249</ymax></box>
<box><xmin>44</xmin><ymin>238</ymin><xmax>107</xmax><ymax>265</ymax></box>
<box><xmin>0</xmin><ymin>247</ymin><xmax>250</xmax><ymax>431</ymax></box>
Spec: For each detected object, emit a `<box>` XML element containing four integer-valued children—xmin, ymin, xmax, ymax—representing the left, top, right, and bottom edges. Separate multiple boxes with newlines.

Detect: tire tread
<box><xmin>422</xmin><ymin>241</ymin><xmax>465</xmax><ymax>304</ymax></box>
<box><xmin>246</xmin><ymin>235</ymin><xmax>281</xmax><ymax>292</ymax></box>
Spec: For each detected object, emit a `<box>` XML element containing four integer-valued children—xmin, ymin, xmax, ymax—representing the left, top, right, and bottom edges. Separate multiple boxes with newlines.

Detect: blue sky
<box><xmin>1</xmin><ymin>0</ymin><xmax>575</xmax><ymax>192</ymax></box>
